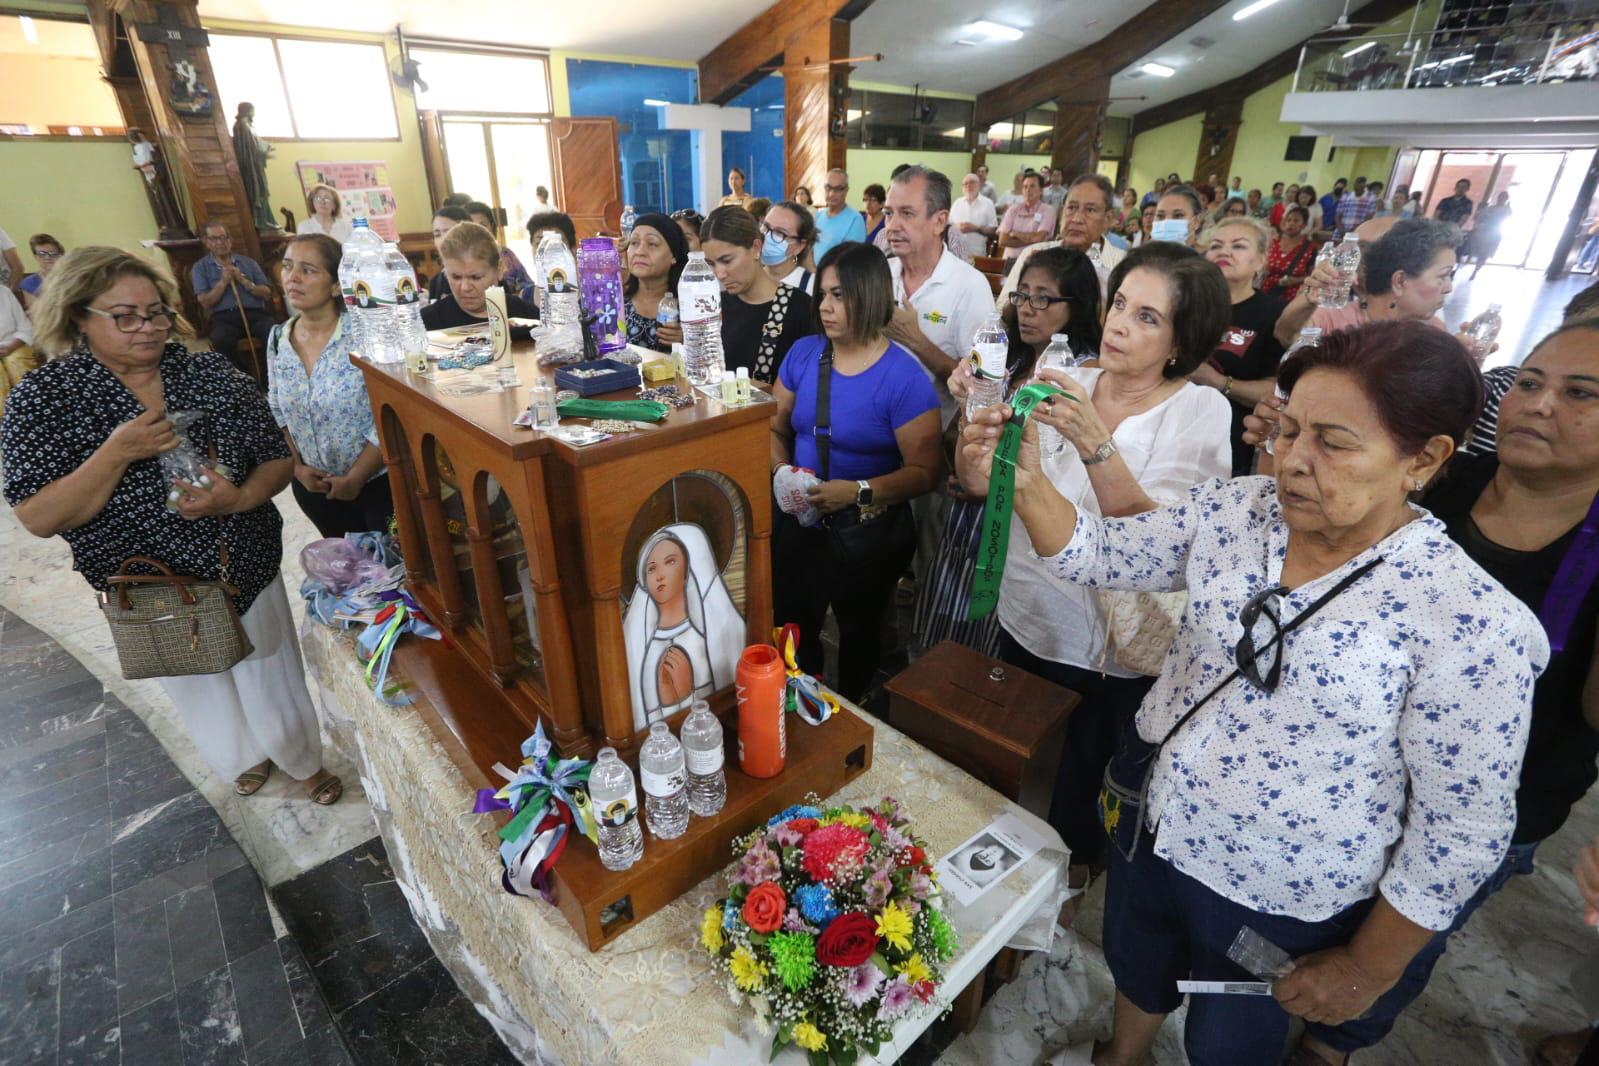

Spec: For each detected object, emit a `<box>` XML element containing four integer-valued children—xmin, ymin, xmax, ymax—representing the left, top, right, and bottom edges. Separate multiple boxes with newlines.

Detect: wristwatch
<box><xmin>856</xmin><ymin>479</ymin><xmax>874</xmax><ymax>506</ymax></box>
<box><xmin>1082</xmin><ymin>440</ymin><xmax>1118</xmax><ymax>466</ymax></box>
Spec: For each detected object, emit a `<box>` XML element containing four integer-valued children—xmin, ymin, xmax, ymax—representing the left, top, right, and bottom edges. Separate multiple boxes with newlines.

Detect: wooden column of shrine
<box><xmin>1191</xmin><ymin>100</ymin><xmax>1245</xmax><ymax>190</ymax></box>
<box><xmin>1049</xmin><ymin>75</ymin><xmax>1111</xmax><ymax>182</ymax></box>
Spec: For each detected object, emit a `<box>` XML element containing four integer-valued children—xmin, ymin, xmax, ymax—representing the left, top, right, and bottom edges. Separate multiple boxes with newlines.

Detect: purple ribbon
<box><xmin>473</xmin><ymin>790</ymin><xmax>512</xmax><ymax>814</ymax></box>
<box><xmin>1540</xmin><ymin>490</ymin><xmax>1599</xmax><ymax>654</ymax></box>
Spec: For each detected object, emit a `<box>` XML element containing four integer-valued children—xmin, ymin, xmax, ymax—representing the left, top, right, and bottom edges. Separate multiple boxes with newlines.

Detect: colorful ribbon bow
<box><xmin>774</xmin><ymin>623</ymin><xmax>839</xmax><ymax>726</ymax></box>
<box><xmin>471</xmin><ymin>721</ymin><xmax>597</xmax><ymax>902</ymax></box>
<box><xmin>355</xmin><ymin>590</ymin><xmax>442</xmax><ymax>705</ymax></box>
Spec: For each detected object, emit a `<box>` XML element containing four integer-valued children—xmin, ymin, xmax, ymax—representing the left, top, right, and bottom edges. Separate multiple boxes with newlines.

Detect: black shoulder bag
<box><xmin>1099</xmin><ymin>557</ymin><xmax>1383</xmax><ymax>861</ymax></box>
<box><xmin>815</xmin><ymin>344</ymin><xmax>918</xmax><ymax>565</ymax></box>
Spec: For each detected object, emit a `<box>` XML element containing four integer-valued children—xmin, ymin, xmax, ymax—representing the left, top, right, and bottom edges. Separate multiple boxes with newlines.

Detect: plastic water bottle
<box><xmin>965</xmin><ymin>313</ymin><xmax>1009</xmax><ymax>420</ymax></box>
<box><xmin>639</xmin><ymin>721</ymin><xmax>690</xmax><ymax>839</ymax></box>
<box><xmin>588</xmin><ymin>747</ymin><xmax>643</xmax><ymax>871</ymax></box>
<box><xmin>657</xmin><ymin>292</ymin><xmax>679</xmax><ymax>339</ymax></box>
<box><xmin>351</xmin><ymin>242</ymin><xmax>401</xmax><ymax>362</ymax></box>
<box><xmin>678</xmin><ymin>252</ymin><xmax>726</xmax><ymax>386</ymax></box>
<box><xmin>384</xmin><ymin>245</ymin><xmax>427</xmax><ymax>362</ymax></box>
<box><xmin>338</xmin><ymin>216</ymin><xmax>385</xmax><ymax>356</ymax></box>
<box><xmin>1463</xmin><ymin>303</ymin><xmax>1503</xmax><ymax>361</ymax></box>
<box><xmin>680</xmin><ymin>699</ymin><xmax>726</xmax><ymax>818</ymax></box>
<box><xmin>532</xmin><ymin>232</ymin><xmax>558</xmax><ymax>323</ymax></box>
<box><xmin>1267</xmin><ymin>327</ymin><xmax>1322</xmax><ymax>455</ymax></box>
<box><xmin>620</xmin><ymin>204</ymin><xmax>638</xmax><ymax>240</ymax></box>
<box><xmin>1321</xmin><ymin>234</ymin><xmax>1361</xmax><ymax>310</ymax></box>
<box><xmin>1033</xmin><ymin>333</ymin><xmax>1084</xmax><ymax>456</ymax></box>
<box><xmin>544</xmin><ymin>238</ymin><xmax>581</xmax><ymax>356</ymax></box>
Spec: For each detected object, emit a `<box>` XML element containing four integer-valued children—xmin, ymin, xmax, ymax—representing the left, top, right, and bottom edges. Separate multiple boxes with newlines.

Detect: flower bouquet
<box><xmin>700</xmin><ymin>796</ymin><xmax>958</xmax><ymax>1065</ymax></box>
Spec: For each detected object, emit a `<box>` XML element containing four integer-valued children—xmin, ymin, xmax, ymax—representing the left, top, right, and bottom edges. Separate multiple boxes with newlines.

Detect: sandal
<box><xmin>234</xmin><ymin>761</ymin><xmax>272</xmax><ymax>796</ymax></box>
<box><xmin>307</xmin><ymin>772</ymin><xmax>343</xmax><ymax>806</ymax></box>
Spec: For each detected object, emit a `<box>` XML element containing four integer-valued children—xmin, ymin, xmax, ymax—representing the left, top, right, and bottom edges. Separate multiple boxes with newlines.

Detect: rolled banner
<box><xmin>485</xmin><ymin>283</ymin><xmax>511</xmax><ymax>362</ymax></box>
<box><xmin>736</xmin><ymin>643</ymin><xmax>787</xmax><ymax>778</ymax></box>
<box><xmin>967</xmin><ymin>382</ymin><xmax>1065</xmax><ymax>621</ymax></box>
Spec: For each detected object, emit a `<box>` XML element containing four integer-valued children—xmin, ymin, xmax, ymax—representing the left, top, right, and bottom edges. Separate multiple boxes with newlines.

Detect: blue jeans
<box><xmin>1103</xmin><ymin>827</ymin><xmax>1375</xmax><ymax>1066</ymax></box>
<box><xmin>1305</xmin><ymin>839</ymin><xmax>1540</xmax><ymax>1053</ymax></box>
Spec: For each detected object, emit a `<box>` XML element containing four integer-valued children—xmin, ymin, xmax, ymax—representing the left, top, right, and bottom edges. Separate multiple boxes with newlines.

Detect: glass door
<box><xmin>1481</xmin><ymin>151</ymin><xmax>1564</xmax><ymax>268</ymax></box>
<box><xmin>441</xmin><ymin>115</ymin><xmax>555</xmax><ymax>264</ymax></box>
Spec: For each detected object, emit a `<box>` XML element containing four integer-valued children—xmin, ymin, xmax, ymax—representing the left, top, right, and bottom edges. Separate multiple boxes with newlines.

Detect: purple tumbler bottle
<box><xmin>578</xmin><ymin>238</ymin><xmax>626</xmax><ymax>356</ymax></box>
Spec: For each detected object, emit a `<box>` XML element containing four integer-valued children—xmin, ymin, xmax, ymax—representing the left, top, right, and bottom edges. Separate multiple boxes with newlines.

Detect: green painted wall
<box><xmin>843</xmin><ymin>148</ymin><xmax>975</xmax><ymax>199</ymax></box>
<box><xmin>0</xmin><ymin>141</ymin><xmax>162</xmax><ymax>271</ymax></box>
<box><xmin>1127</xmin><ymin>113</ymin><xmax>1202</xmax><ymax>194</ymax></box>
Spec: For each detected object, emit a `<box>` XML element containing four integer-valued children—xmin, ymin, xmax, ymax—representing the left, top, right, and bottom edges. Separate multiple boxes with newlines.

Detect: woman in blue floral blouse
<box><xmin>267</xmin><ymin>233</ymin><xmax>389</xmax><ymax>538</ymax></box>
<box><xmin>962</xmin><ymin>319</ymin><xmax>1548</xmax><ymax>1065</ymax></box>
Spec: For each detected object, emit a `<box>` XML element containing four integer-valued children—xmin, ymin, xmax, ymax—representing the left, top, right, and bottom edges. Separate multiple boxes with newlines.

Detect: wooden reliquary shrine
<box><xmin>355</xmin><ymin>345</ymin><xmax>778</xmax><ymax>770</ymax></box>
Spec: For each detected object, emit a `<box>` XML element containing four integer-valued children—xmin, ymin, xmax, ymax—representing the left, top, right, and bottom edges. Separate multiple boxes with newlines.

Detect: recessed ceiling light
<box><xmin>19</xmin><ymin>15</ymin><xmax>37</xmax><ymax>44</ymax></box>
<box><xmin>643</xmin><ymin>98</ymin><xmax>669</xmax><ymax>107</ymax></box>
<box><xmin>958</xmin><ymin>19</ymin><xmax>1025</xmax><ymax>45</ymax></box>
<box><xmin>1233</xmin><ymin>0</ymin><xmax>1285</xmax><ymax>20</ymax></box>
<box><xmin>1141</xmin><ymin>62</ymin><xmax>1176</xmax><ymax>77</ymax></box>
<box><xmin>1343</xmin><ymin>41</ymin><xmax>1377</xmax><ymax>58</ymax></box>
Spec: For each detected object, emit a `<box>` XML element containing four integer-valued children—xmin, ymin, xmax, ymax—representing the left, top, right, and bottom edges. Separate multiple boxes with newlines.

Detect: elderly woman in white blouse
<box><xmin>964</xmin><ymin>318</ymin><xmax>1547</xmax><ymax>1066</ymax></box>
<box><xmin>955</xmin><ymin>241</ymin><xmax>1234</xmax><ymax>930</ymax></box>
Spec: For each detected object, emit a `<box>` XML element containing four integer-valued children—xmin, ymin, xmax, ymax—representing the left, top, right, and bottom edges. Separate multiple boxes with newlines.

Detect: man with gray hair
<box><xmin>948</xmin><ymin>172</ymin><xmax>998</xmax><ymax>262</ymax></box>
<box><xmin>813</xmin><ymin>167</ymin><xmax>866</xmax><ymax>262</ymax></box>
<box><xmin>995</xmin><ymin>173</ymin><xmax>1125</xmax><ymax>307</ymax></box>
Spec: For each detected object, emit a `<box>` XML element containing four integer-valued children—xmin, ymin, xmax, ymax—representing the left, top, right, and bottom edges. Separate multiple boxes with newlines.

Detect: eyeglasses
<box><xmin>203</xmin><ymin>233</ymin><xmax>230</xmax><ymax>243</ymax></box>
<box><xmin>760</xmin><ymin>222</ymin><xmax>798</xmax><ymax>244</ymax></box>
<box><xmin>1006</xmin><ymin>291</ymin><xmax>1071</xmax><ymax>311</ymax></box>
<box><xmin>824</xmin><ymin>184</ymin><xmax>848</xmax><ymax>193</ymax></box>
<box><xmin>84</xmin><ymin>305</ymin><xmax>174</xmax><ymax>333</ymax></box>
<box><xmin>1234</xmin><ymin>584</ymin><xmax>1289</xmax><ymax>692</ymax></box>
<box><xmin>34</xmin><ymin>250</ymin><xmax>63</xmax><ymax>261</ymax></box>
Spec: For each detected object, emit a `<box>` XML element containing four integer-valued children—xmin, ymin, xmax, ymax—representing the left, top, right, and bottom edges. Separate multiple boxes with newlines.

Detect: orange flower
<box><xmin>743</xmin><ymin>881</ymin><xmax>787</xmax><ymax>934</ymax></box>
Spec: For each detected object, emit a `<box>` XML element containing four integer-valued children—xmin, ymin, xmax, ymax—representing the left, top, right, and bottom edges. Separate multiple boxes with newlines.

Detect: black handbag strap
<box><xmin>1148</xmin><ymin>556</ymin><xmax>1384</xmax><ymax>760</ymax></box>
<box><xmin>815</xmin><ymin>343</ymin><xmax>835</xmax><ymax>482</ymax></box>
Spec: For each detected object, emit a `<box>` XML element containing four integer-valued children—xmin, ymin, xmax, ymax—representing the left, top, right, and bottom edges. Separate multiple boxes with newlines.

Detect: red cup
<box><xmin>736</xmin><ymin>644</ymin><xmax>786</xmax><ymax>778</ymax></box>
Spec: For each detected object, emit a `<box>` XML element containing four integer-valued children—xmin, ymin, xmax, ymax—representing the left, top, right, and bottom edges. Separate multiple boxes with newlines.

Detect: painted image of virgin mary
<box><xmin>622</xmin><ymin>523</ymin><xmax>746</xmax><ymax>731</ymax></box>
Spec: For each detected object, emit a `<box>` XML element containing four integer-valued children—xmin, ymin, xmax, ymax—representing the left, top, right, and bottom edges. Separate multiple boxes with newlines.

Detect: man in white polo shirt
<box><xmin>948</xmin><ymin>173</ymin><xmax>997</xmax><ymax>263</ymax></box>
<box><xmin>883</xmin><ymin>165</ymin><xmax>995</xmax><ymax>594</ymax></box>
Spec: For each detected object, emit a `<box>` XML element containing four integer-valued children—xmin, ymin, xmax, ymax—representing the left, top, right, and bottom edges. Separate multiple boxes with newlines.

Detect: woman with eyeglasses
<box><xmin>761</xmin><ymin>201</ymin><xmax>817</xmax><ymax>296</ymax></box>
<box><xmin>698</xmin><ymin>206</ymin><xmax>813</xmax><ymax>384</ymax></box>
<box><xmin>916</xmin><ymin>246</ymin><xmax>1102</xmax><ymax>660</ymax></box>
<box><xmin>955</xmin><ymin>242</ymin><xmax>1233</xmax><ymax>935</ymax></box>
<box><xmin>1</xmin><ymin>247</ymin><xmax>344</xmax><ymax>806</ymax></box>
<box><xmin>962</xmin><ymin>319</ymin><xmax>1545</xmax><ymax>1066</ymax></box>
<box><xmin>623</xmin><ymin>212</ymin><xmax>689</xmax><ymax>352</ymax></box>
<box><xmin>19</xmin><ymin>233</ymin><xmax>64</xmax><ymax>311</ymax></box>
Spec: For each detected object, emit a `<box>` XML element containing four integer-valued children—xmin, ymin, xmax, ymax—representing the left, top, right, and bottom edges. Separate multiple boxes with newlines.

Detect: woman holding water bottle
<box><xmin>953</xmin><ymin>241</ymin><xmax>1233</xmax><ymax>929</ymax></box>
<box><xmin>622</xmin><ymin>212</ymin><xmax>688</xmax><ymax>352</ymax></box>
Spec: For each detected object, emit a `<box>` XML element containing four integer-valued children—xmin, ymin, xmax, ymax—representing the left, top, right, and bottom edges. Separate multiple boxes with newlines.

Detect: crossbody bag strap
<box><xmin>1148</xmin><ymin>556</ymin><xmax>1385</xmax><ymax>757</ymax></box>
<box><xmin>754</xmin><ymin>285</ymin><xmax>789</xmax><ymax>382</ymax></box>
<box><xmin>814</xmin><ymin>343</ymin><xmax>833</xmax><ymax>482</ymax></box>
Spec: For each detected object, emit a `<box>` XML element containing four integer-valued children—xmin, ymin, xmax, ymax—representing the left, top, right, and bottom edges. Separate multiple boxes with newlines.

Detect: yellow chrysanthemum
<box><xmin>821</xmin><ymin>811</ymin><xmax>871</xmax><ymax>830</ymax></box>
<box><xmin>792</xmin><ymin>1021</ymin><xmax>828</xmax><ymax>1053</ymax></box>
<box><xmin>875</xmin><ymin>899</ymin><xmax>914</xmax><ymax>953</ymax></box>
<box><xmin>729</xmin><ymin>946</ymin><xmax>769</xmax><ymax>992</ymax></box>
<box><xmin>700</xmin><ymin>905</ymin><xmax>725</xmax><ymax>953</ymax></box>
<box><xmin>896</xmin><ymin>952</ymin><xmax>932</xmax><ymax>985</ymax></box>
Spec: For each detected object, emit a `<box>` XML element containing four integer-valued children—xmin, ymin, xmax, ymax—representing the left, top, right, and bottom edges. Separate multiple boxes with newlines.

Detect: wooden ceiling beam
<box><xmin>974</xmin><ymin>0</ymin><xmax>1232</xmax><ymax>129</ymax></box>
<box><xmin>698</xmin><ymin>0</ymin><xmax>875</xmax><ymax>104</ymax></box>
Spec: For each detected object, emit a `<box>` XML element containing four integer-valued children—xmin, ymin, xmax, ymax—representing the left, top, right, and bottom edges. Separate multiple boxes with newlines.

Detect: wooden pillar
<box><xmin>1050</xmin><ymin>75</ymin><xmax>1109</xmax><ymax>181</ymax></box>
<box><xmin>782</xmin><ymin>18</ymin><xmax>850</xmax><ymax>202</ymax></box>
<box><xmin>1192</xmin><ymin>100</ymin><xmax>1244</xmax><ymax>191</ymax></box>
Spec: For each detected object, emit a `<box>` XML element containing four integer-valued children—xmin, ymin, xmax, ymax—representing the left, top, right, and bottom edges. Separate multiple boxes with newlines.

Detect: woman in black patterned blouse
<box><xmin>1</xmin><ymin>248</ymin><xmax>342</xmax><ymax>805</ymax></box>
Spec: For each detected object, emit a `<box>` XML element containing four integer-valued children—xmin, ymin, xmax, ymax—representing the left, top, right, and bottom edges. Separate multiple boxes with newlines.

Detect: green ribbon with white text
<box><xmin>967</xmin><ymin>382</ymin><xmax>1065</xmax><ymax>621</ymax></box>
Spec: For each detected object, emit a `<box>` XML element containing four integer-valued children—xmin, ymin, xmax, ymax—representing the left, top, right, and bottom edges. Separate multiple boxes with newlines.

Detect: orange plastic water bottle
<box><xmin>736</xmin><ymin>643</ymin><xmax>786</xmax><ymax>778</ymax></box>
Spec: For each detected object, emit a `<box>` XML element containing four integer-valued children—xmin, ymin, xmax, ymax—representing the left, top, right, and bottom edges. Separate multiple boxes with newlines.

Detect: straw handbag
<box><xmin>100</xmin><ymin>537</ymin><xmax>253</xmax><ymax>680</ymax></box>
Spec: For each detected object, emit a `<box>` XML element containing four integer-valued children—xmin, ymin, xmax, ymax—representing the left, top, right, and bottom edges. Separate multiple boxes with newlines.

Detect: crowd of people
<box><xmin>2</xmin><ymin>150</ymin><xmax>1599</xmax><ymax>1065</ymax></box>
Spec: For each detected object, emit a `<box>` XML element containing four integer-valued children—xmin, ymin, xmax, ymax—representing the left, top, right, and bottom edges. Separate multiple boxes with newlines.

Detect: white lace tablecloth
<box><xmin>302</xmin><ymin>623</ymin><xmax>1071</xmax><ymax>1065</ymax></box>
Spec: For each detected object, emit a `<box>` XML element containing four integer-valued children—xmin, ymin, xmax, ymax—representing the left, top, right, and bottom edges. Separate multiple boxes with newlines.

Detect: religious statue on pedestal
<box><xmin>232</xmin><ymin>102</ymin><xmax>279</xmax><ymax>232</ymax></box>
<box><xmin>127</xmin><ymin>129</ymin><xmax>191</xmax><ymax>240</ymax></box>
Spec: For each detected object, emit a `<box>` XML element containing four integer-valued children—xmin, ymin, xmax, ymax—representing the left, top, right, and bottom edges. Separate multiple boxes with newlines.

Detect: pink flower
<box><xmin>863</xmin><ymin>869</ymin><xmax>894</xmax><ymax>910</ymax></box>
<box><xmin>737</xmin><ymin>841</ymin><xmax>782</xmax><ymax>886</ymax></box>
<box><xmin>842</xmin><ymin>962</ymin><xmax>884</xmax><ymax>1007</ymax></box>
<box><xmin>782</xmin><ymin>907</ymin><xmax>814</xmax><ymax>933</ymax></box>
<box><xmin>909</xmin><ymin>870</ymin><xmax>933</xmax><ymax>899</ymax></box>
<box><xmin>801</xmin><ymin>824</ymin><xmax>871</xmax><ymax>882</ymax></box>
<box><xmin>878</xmin><ymin>976</ymin><xmax>914</xmax><ymax>1020</ymax></box>
<box><xmin>771</xmin><ymin>822</ymin><xmax>805</xmax><ymax>848</ymax></box>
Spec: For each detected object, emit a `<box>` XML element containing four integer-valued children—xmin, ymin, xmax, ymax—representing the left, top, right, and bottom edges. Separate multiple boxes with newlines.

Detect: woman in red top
<box><xmin>1262</xmin><ymin>205</ymin><xmax>1318</xmax><ymax>301</ymax></box>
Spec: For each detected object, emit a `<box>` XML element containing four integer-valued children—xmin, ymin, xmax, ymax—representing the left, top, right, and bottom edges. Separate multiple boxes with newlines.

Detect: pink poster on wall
<box><xmin>295</xmin><ymin>160</ymin><xmax>400</xmax><ymax>241</ymax></box>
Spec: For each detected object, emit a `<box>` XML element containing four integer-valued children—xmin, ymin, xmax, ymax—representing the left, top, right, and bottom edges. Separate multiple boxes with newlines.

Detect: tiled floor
<box><xmin>0</xmin><ymin>606</ymin><xmax>353</xmax><ymax>1065</ymax></box>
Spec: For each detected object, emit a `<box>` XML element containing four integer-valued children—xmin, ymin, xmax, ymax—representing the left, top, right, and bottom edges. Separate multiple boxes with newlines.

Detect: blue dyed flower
<box><xmin>723</xmin><ymin>900</ymin><xmax>741</xmax><ymax>931</ymax></box>
<box><xmin>794</xmin><ymin>883</ymin><xmax>839</xmax><ymax>926</ymax></box>
<box><xmin>767</xmin><ymin>804</ymin><xmax>822</xmax><ymax>828</ymax></box>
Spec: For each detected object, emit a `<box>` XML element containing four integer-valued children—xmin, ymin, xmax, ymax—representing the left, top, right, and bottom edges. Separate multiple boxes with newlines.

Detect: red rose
<box><xmin>913</xmin><ymin>980</ymin><xmax>936</xmax><ymax>1003</ymax></box>
<box><xmin>902</xmin><ymin>845</ymin><xmax>926</xmax><ymax>868</ymax></box>
<box><xmin>743</xmin><ymin>882</ymin><xmax>786</xmax><ymax>934</ymax></box>
<box><xmin>815</xmin><ymin>912</ymin><xmax>880</xmax><ymax>967</ymax></box>
<box><xmin>787</xmin><ymin>817</ymin><xmax>819</xmax><ymax>835</ymax></box>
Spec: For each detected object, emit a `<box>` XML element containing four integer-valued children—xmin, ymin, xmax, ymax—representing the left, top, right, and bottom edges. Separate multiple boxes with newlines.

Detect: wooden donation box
<box><xmin>357</xmin><ymin>345</ymin><xmax>873</xmax><ymax>949</ymax></box>
<box><xmin>884</xmin><ymin>641</ymin><xmax>1078</xmax><ymax>818</ymax></box>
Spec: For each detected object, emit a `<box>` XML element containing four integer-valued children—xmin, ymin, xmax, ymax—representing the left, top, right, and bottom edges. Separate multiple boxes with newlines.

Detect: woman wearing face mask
<box><xmin>420</xmin><ymin>223</ymin><xmax>536</xmax><ymax>340</ymax></box>
<box><xmin>1274</xmin><ymin>218</ymin><xmax>1458</xmax><ymax>348</ymax></box>
<box><xmin>761</xmin><ymin>201</ymin><xmax>817</xmax><ymax>296</ymax></box>
<box><xmin>622</xmin><ymin>212</ymin><xmax>688</xmax><ymax>352</ymax></box>
<box><xmin>1194</xmin><ymin>216</ymin><xmax>1288</xmax><ymax>476</ymax></box>
<box><xmin>1262</xmin><ymin>205</ymin><xmax>1319</xmax><ymax>302</ymax></box>
<box><xmin>916</xmin><ymin>247</ymin><xmax>1102</xmax><ymax>659</ymax></box>
<box><xmin>698</xmin><ymin>206</ymin><xmax>813</xmax><ymax>384</ymax></box>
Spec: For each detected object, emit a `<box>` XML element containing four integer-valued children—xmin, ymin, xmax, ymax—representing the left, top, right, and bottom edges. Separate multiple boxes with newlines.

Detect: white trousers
<box><xmin>157</xmin><ymin>574</ymin><xmax>324</xmax><ymax>782</ymax></box>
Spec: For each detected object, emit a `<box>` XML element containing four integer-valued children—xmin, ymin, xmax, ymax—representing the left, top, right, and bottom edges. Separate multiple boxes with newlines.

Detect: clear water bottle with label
<box><xmin>657</xmin><ymin>292</ymin><xmax>679</xmax><ymax>337</ymax></box>
<box><xmin>1463</xmin><ymin>302</ymin><xmax>1503</xmax><ymax>361</ymax></box>
<box><xmin>338</xmin><ymin>215</ymin><xmax>385</xmax><ymax>356</ymax></box>
<box><xmin>620</xmin><ymin>204</ymin><xmax>638</xmax><ymax>240</ymax></box>
<box><xmin>1033</xmin><ymin>333</ymin><xmax>1085</xmax><ymax>456</ymax></box>
<box><xmin>532</xmin><ymin>232</ymin><xmax>559</xmax><ymax>323</ymax></box>
<box><xmin>964</xmin><ymin>313</ymin><xmax>1009</xmax><ymax>421</ymax></box>
<box><xmin>1266</xmin><ymin>326</ymin><xmax>1322</xmax><ymax>456</ymax></box>
<box><xmin>1308</xmin><ymin>241</ymin><xmax>1336</xmax><ymax>307</ymax></box>
<box><xmin>680</xmin><ymin>699</ymin><xmax>726</xmax><ymax>817</ymax></box>
<box><xmin>588</xmin><ymin>747</ymin><xmax>644</xmax><ymax>871</ymax></box>
<box><xmin>678</xmin><ymin>252</ymin><xmax>726</xmax><ymax>386</ymax></box>
<box><xmin>352</xmin><ymin>243</ymin><xmax>400</xmax><ymax>363</ymax></box>
<box><xmin>543</xmin><ymin>238</ymin><xmax>581</xmax><ymax>357</ymax></box>
<box><xmin>384</xmin><ymin>244</ymin><xmax>427</xmax><ymax>363</ymax></box>
<box><xmin>639</xmin><ymin>721</ymin><xmax>690</xmax><ymax>839</ymax></box>
<box><xmin>1321</xmin><ymin>234</ymin><xmax>1361</xmax><ymax>310</ymax></box>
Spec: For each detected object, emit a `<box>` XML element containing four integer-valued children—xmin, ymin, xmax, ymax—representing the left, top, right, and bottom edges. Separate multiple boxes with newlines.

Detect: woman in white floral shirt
<box><xmin>267</xmin><ymin>233</ymin><xmax>388</xmax><ymax>538</ymax></box>
<box><xmin>964</xmin><ymin>319</ymin><xmax>1548</xmax><ymax>1066</ymax></box>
